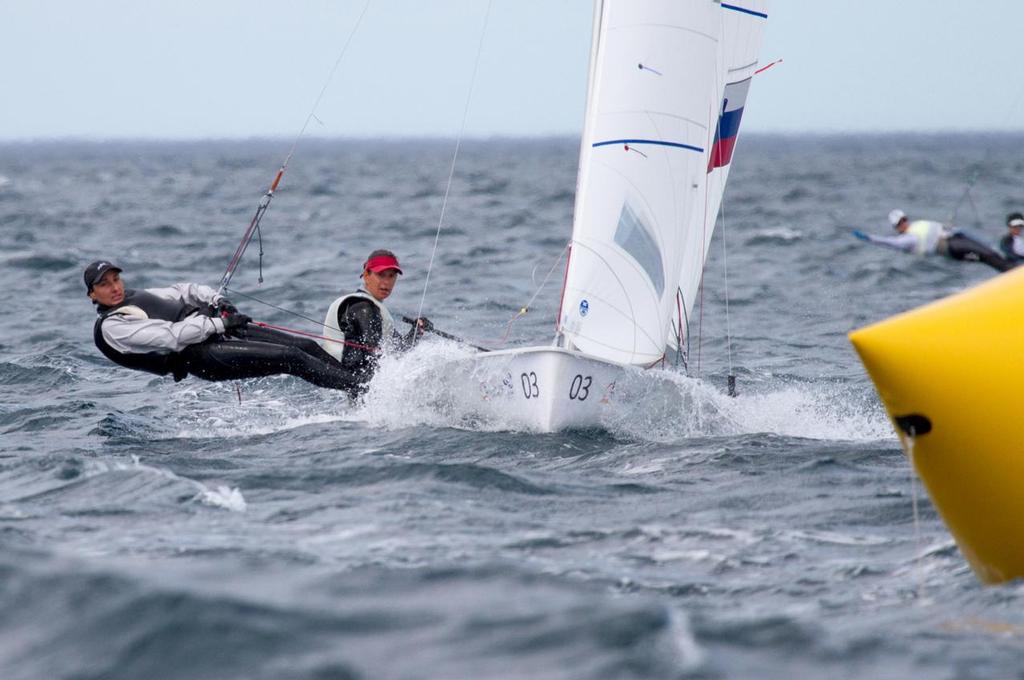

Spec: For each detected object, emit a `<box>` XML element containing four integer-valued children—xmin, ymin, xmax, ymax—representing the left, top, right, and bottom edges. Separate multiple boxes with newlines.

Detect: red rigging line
<box><xmin>252</xmin><ymin>321</ymin><xmax>379</xmax><ymax>353</ymax></box>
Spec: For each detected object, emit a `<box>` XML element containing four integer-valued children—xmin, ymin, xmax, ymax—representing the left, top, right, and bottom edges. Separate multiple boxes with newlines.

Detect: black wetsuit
<box><xmin>998</xmin><ymin>234</ymin><xmax>1024</xmax><ymax>265</ymax></box>
<box><xmin>335</xmin><ymin>297</ymin><xmax>417</xmax><ymax>387</ymax></box>
<box><xmin>945</xmin><ymin>233</ymin><xmax>1015</xmax><ymax>272</ymax></box>
<box><xmin>95</xmin><ymin>289</ymin><xmax>360</xmax><ymax>392</ymax></box>
<box><xmin>179</xmin><ymin>324</ymin><xmax>360</xmax><ymax>391</ymax></box>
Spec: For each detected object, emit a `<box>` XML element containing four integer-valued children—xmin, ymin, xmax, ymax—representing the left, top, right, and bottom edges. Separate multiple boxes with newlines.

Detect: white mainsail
<box><xmin>557</xmin><ymin>0</ymin><xmax>767</xmax><ymax>366</ymax></box>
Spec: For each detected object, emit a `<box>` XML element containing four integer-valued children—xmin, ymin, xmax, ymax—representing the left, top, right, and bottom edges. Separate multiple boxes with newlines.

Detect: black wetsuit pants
<box><xmin>946</xmin><ymin>234</ymin><xmax>1015</xmax><ymax>272</ymax></box>
<box><xmin>179</xmin><ymin>325</ymin><xmax>360</xmax><ymax>392</ymax></box>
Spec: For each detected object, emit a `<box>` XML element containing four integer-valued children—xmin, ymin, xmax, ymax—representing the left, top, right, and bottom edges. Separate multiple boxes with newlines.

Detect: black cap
<box><xmin>83</xmin><ymin>260</ymin><xmax>122</xmax><ymax>291</ymax></box>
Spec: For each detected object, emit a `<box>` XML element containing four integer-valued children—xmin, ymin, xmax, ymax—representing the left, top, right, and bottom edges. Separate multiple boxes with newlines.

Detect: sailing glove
<box><xmin>222</xmin><ymin>313</ymin><xmax>252</xmax><ymax>336</ymax></box>
<box><xmin>216</xmin><ymin>299</ymin><xmax>239</xmax><ymax>316</ymax></box>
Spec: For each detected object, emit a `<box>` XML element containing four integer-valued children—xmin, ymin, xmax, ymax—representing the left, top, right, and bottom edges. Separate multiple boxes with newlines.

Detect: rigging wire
<box><xmin>413</xmin><ymin>0</ymin><xmax>495</xmax><ymax>339</ymax></box>
<box><xmin>252</xmin><ymin>320</ymin><xmax>377</xmax><ymax>352</ymax></box>
<box><xmin>694</xmin><ymin>50</ymin><xmax>724</xmax><ymax>380</ymax></box>
<box><xmin>226</xmin><ymin>286</ymin><xmax>490</xmax><ymax>351</ymax></box>
<box><xmin>671</xmin><ymin>289</ymin><xmax>689</xmax><ymax>370</ymax></box>
<box><xmin>948</xmin><ymin>166</ymin><xmax>983</xmax><ymax>228</ymax></box>
<box><xmin>494</xmin><ymin>242</ymin><xmax>570</xmax><ymax>345</ymax></box>
<box><xmin>225</xmin><ymin>287</ymin><xmax>377</xmax><ymax>350</ymax></box>
<box><xmin>712</xmin><ymin>50</ymin><xmax>779</xmax><ymax>392</ymax></box>
<box><xmin>947</xmin><ymin>81</ymin><xmax>1024</xmax><ymax>228</ymax></box>
<box><xmin>216</xmin><ymin>0</ymin><xmax>374</xmax><ymax>296</ymax></box>
<box><xmin>225</xmin><ymin>286</ymin><xmax>338</xmax><ymax>331</ymax></box>
<box><xmin>719</xmin><ymin>198</ymin><xmax>737</xmax><ymax>396</ymax></box>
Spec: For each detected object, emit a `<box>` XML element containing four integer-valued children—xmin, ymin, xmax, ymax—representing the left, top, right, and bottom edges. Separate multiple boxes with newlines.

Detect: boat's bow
<box><xmin>437</xmin><ymin>346</ymin><xmax>629</xmax><ymax>432</ymax></box>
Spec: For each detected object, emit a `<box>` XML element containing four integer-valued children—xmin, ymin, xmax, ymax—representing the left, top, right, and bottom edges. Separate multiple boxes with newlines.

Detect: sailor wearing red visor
<box><xmin>321</xmin><ymin>250</ymin><xmax>432</xmax><ymax>387</ymax></box>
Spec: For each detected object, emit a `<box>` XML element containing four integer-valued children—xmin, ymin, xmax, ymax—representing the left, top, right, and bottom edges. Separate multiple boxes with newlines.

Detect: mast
<box><xmin>557</xmin><ymin>0</ymin><xmax>606</xmax><ymax>349</ymax></box>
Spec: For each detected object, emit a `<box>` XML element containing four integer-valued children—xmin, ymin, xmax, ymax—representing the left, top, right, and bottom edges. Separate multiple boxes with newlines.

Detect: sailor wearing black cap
<box><xmin>998</xmin><ymin>212</ymin><xmax>1024</xmax><ymax>264</ymax></box>
<box><xmin>852</xmin><ymin>209</ymin><xmax>1014</xmax><ymax>272</ymax></box>
<box><xmin>85</xmin><ymin>260</ymin><xmax>359</xmax><ymax>391</ymax></box>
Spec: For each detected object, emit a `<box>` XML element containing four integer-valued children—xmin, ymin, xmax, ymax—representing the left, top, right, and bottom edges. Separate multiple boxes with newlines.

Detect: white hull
<box><xmin>437</xmin><ymin>346</ymin><xmax>638</xmax><ymax>432</ymax></box>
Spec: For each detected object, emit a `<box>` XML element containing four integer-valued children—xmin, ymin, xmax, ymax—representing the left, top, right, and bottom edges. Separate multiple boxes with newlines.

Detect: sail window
<box><xmin>614</xmin><ymin>202</ymin><xmax>664</xmax><ymax>296</ymax></box>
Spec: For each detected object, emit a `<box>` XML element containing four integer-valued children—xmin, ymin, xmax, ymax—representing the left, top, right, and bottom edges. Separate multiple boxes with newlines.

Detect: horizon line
<box><xmin>3</xmin><ymin>129</ymin><xmax>1024</xmax><ymax>145</ymax></box>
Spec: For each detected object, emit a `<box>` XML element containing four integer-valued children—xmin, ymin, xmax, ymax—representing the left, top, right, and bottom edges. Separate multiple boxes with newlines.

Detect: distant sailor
<box><xmin>998</xmin><ymin>212</ymin><xmax>1024</xmax><ymax>264</ymax></box>
<box><xmin>321</xmin><ymin>250</ymin><xmax>431</xmax><ymax>387</ymax></box>
<box><xmin>852</xmin><ymin>209</ymin><xmax>1014</xmax><ymax>272</ymax></box>
<box><xmin>86</xmin><ymin>260</ymin><xmax>359</xmax><ymax>391</ymax></box>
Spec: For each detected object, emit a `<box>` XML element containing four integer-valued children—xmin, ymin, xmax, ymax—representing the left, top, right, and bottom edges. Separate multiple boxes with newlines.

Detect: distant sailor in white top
<box><xmin>998</xmin><ymin>212</ymin><xmax>1024</xmax><ymax>264</ymax></box>
<box><xmin>852</xmin><ymin>209</ymin><xmax>1014</xmax><ymax>272</ymax></box>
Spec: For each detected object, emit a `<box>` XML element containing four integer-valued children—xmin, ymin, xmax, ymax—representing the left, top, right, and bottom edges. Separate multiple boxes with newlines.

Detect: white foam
<box><xmin>132</xmin><ymin>338</ymin><xmax>892</xmax><ymax>444</ymax></box>
<box><xmin>665</xmin><ymin>606</ymin><xmax>706</xmax><ymax>672</ymax></box>
<box><xmin>347</xmin><ymin>340</ymin><xmax>894</xmax><ymax>443</ymax></box>
<box><xmin>196</xmin><ymin>484</ymin><xmax>247</xmax><ymax>512</ymax></box>
<box><xmin>783</xmin><ymin>529</ymin><xmax>891</xmax><ymax>547</ymax></box>
<box><xmin>166</xmin><ymin>380</ymin><xmax>352</xmax><ymax>439</ymax></box>
<box><xmin>720</xmin><ymin>382</ymin><xmax>894</xmax><ymax>442</ymax></box>
<box><xmin>603</xmin><ymin>369</ymin><xmax>893</xmax><ymax>443</ymax></box>
<box><xmin>82</xmin><ymin>456</ymin><xmax>247</xmax><ymax>513</ymax></box>
<box><xmin>752</xmin><ymin>226</ymin><xmax>803</xmax><ymax>241</ymax></box>
<box><xmin>355</xmin><ymin>340</ymin><xmax>497</xmax><ymax>430</ymax></box>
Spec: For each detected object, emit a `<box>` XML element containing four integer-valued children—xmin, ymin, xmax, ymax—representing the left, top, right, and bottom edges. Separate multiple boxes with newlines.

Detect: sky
<box><xmin>2</xmin><ymin>1</ymin><xmax>1023</xmax><ymax>141</ymax></box>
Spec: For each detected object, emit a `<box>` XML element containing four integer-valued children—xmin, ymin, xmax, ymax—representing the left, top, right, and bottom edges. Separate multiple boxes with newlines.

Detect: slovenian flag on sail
<box><xmin>707</xmin><ymin>77</ymin><xmax>752</xmax><ymax>172</ymax></box>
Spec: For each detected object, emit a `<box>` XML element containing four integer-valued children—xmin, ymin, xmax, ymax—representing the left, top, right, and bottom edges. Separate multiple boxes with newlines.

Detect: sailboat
<box><xmin>429</xmin><ymin>0</ymin><xmax>768</xmax><ymax>432</ymax></box>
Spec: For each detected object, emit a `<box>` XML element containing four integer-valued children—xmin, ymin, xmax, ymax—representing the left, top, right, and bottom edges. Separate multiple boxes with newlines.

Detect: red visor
<box><xmin>364</xmin><ymin>255</ymin><xmax>403</xmax><ymax>274</ymax></box>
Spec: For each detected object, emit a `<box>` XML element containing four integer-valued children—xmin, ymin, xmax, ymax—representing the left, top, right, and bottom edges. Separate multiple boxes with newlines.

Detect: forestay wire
<box><xmin>216</xmin><ymin>0</ymin><xmax>374</xmax><ymax>296</ymax></box>
<box><xmin>414</xmin><ymin>0</ymin><xmax>495</xmax><ymax>332</ymax></box>
<box><xmin>494</xmin><ymin>242</ymin><xmax>571</xmax><ymax>345</ymax></box>
<box><xmin>719</xmin><ymin>200</ymin><xmax>736</xmax><ymax>396</ymax></box>
<box><xmin>948</xmin><ymin>81</ymin><xmax>1024</xmax><ymax>228</ymax></box>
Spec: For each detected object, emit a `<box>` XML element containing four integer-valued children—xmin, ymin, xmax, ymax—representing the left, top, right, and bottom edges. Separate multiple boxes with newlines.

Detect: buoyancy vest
<box><xmin>905</xmin><ymin>220</ymin><xmax>945</xmax><ymax>255</ymax></box>
<box><xmin>93</xmin><ymin>289</ymin><xmax>208</xmax><ymax>380</ymax></box>
<box><xmin>321</xmin><ymin>290</ymin><xmax>395</xmax><ymax>361</ymax></box>
<box><xmin>999</xmin><ymin>233</ymin><xmax>1024</xmax><ymax>262</ymax></box>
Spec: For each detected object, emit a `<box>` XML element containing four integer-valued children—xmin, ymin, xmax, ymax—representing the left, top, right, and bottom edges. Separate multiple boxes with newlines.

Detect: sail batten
<box><xmin>721</xmin><ymin>3</ymin><xmax>768</xmax><ymax>19</ymax></box>
<box><xmin>593</xmin><ymin>139</ymin><xmax>705</xmax><ymax>152</ymax></box>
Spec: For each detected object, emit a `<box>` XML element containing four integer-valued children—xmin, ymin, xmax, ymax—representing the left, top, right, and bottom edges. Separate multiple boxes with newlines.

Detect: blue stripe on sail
<box><xmin>593</xmin><ymin>139</ymin><xmax>704</xmax><ymax>153</ymax></box>
<box><xmin>721</xmin><ymin>3</ymin><xmax>768</xmax><ymax>19</ymax></box>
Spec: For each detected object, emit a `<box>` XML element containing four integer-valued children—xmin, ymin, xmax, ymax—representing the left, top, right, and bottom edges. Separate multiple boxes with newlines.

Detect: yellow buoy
<box><xmin>849</xmin><ymin>266</ymin><xmax>1024</xmax><ymax>584</ymax></box>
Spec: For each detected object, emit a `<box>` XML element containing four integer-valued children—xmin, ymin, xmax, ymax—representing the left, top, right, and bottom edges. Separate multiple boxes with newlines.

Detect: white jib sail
<box><xmin>558</xmin><ymin>0</ymin><xmax>748</xmax><ymax>366</ymax></box>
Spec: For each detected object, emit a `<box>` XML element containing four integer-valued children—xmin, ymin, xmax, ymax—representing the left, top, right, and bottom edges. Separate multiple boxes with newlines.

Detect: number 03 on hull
<box><xmin>446</xmin><ymin>348</ymin><xmax>629</xmax><ymax>432</ymax></box>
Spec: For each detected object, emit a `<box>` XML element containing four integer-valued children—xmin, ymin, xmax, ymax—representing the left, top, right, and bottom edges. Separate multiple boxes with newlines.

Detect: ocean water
<box><xmin>2</xmin><ymin>134</ymin><xmax>1023</xmax><ymax>679</ymax></box>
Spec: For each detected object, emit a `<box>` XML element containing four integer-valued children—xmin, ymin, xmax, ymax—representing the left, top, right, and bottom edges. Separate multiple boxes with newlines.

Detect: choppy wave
<box><xmin>2</xmin><ymin>136</ymin><xmax>1023</xmax><ymax>678</ymax></box>
<box><xmin>0</xmin><ymin>454</ymin><xmax>246</xmax><ymax>516</ymax></box>
<box><xmin>0</xmin><ymin>551</ymin><xmax>704</xmax><ymax>680</ymax></box>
